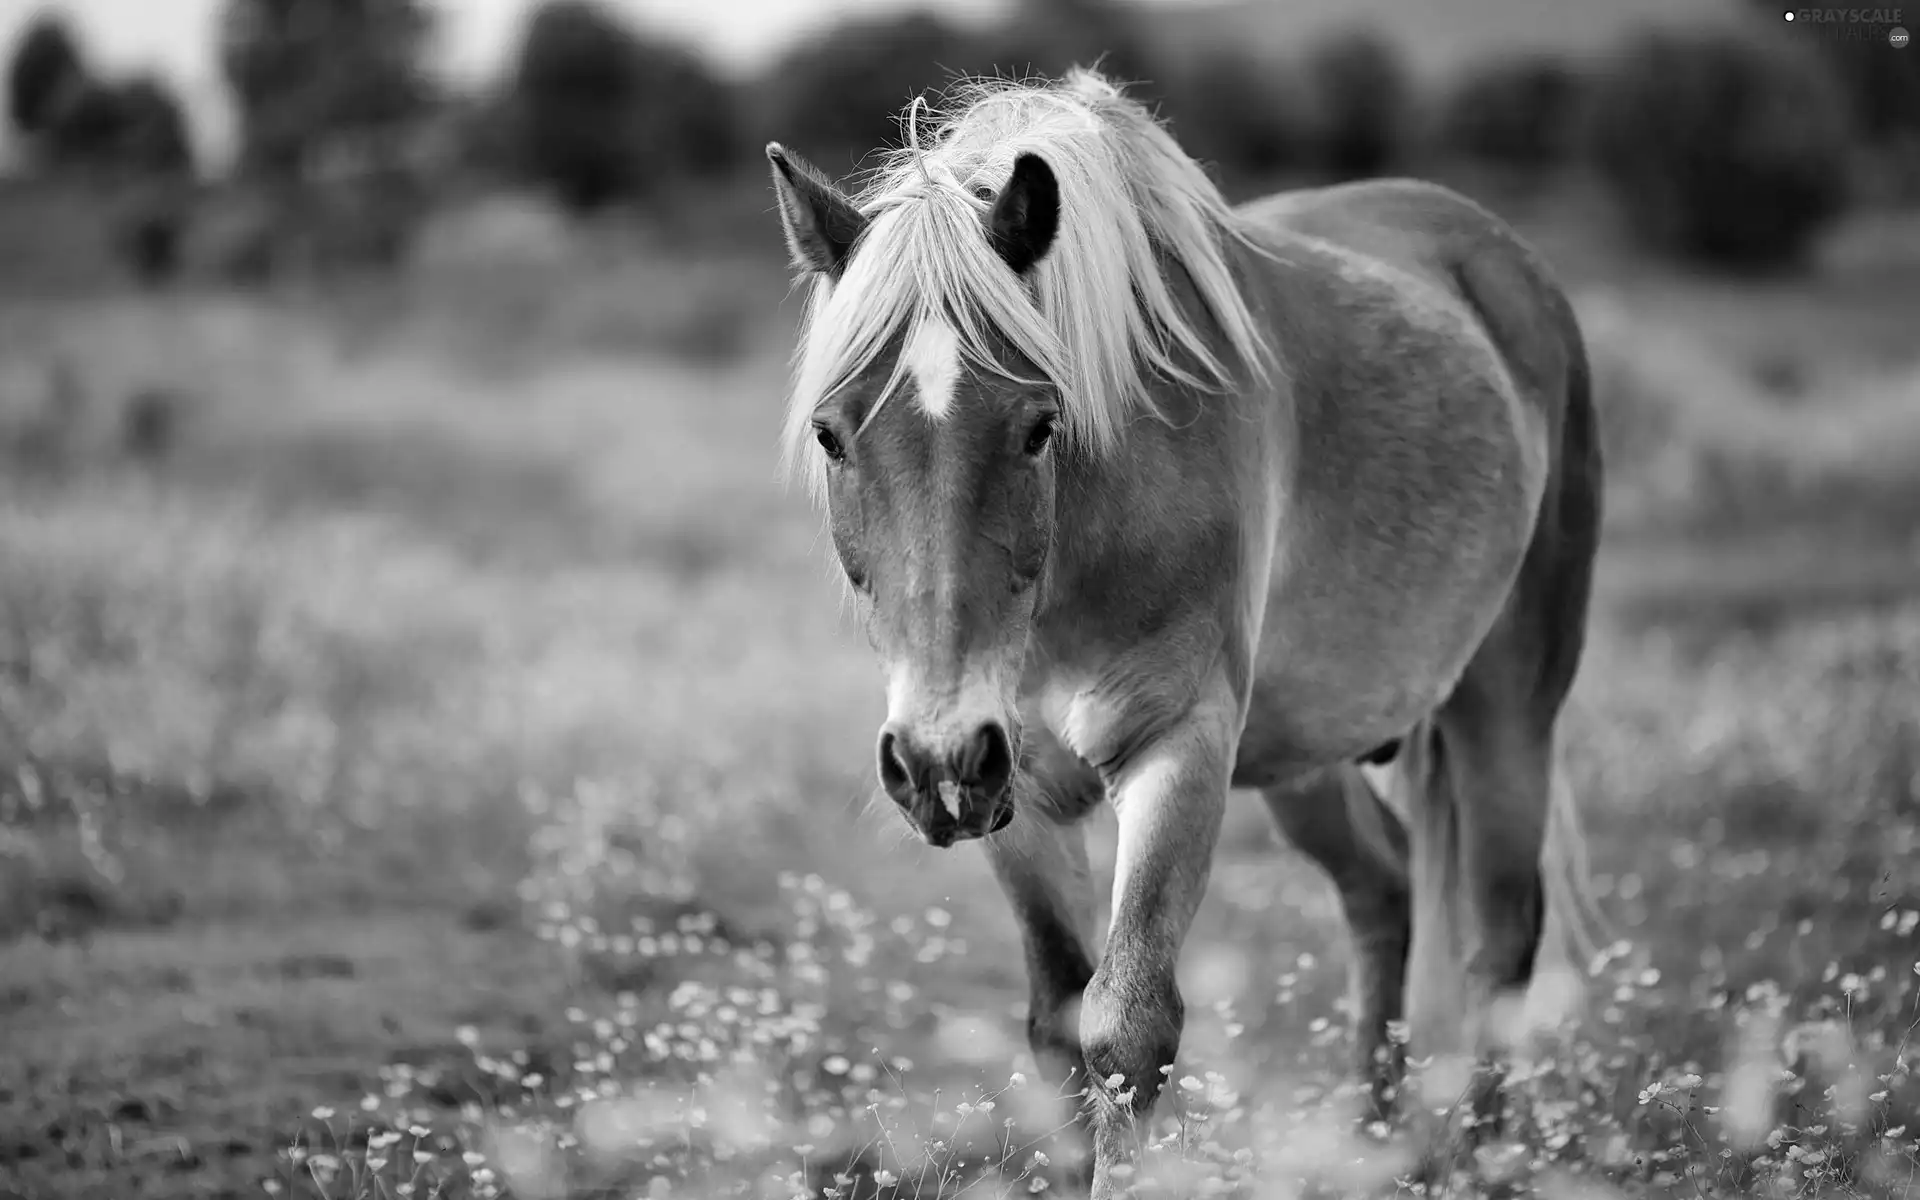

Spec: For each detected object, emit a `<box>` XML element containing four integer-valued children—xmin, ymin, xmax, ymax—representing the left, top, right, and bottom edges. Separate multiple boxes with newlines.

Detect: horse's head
<box><xmin>767</xmin><ymin>141</ymin><xmax>1064</xmax><ymax>847</ymax></box>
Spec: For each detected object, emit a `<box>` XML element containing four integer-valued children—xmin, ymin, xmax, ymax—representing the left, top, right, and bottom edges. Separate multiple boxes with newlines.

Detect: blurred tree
<box><xmin>1298</xmin><ymin>27</ymin><xmax>1410</xmax><ymax>180</ymax></box>
<box><xmin>42</xmin><ymin>75</ymin><xmax>196</xmax><ymax>287</ymax></box>
<box><xmin>6</xmin><ymin>10</ymin><xmax>88</xmax><ymax>139</ymax></box>
<box><xmin>1154</xmin><ymin>48</ymin><xmax>1308</xmax><ymax>193</ymax></box>
<box><xmin>1435</xmin><ymin>53</ymin><xmax>1588</xmax><ymax>172</ymax></box>
<box><xmin>755</xmin><ymin>11</ymin><xmax>999</xmax><ymax>175</ymax></box>
<box><xmin>510</xmin><ymin>0</ymin><xmax>741</xmax><ymax>212</ymax></box>
<box><xmin>23</xmin><ymin>70</ymin><xmax>194</xmax><ymax>183</ymax></box>
<box><xmin>219</xmin><ymin>0</ymin><xmax>436</xmax><ymax>182</ymax></box>
<box><xmin>1742</xmin><ymin>0</ymin><xmax>1920</xmax><ymax>145</ymax></box>
<box><xmin>1585</xmin><ymin>26</ymin><xmax>1856</xmax><ymax>270</ymax></box>
<box><xmin>1001</xmin><ymin>0</ymin><xmax>1159</xmax><ymax>94</ymax></box>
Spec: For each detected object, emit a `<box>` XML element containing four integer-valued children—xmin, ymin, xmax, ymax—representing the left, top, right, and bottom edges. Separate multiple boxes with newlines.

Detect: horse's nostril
<box><xmin>960</xmin><ymin>721</ymin><xmax>1015</xmax><ymax>799</ymax></box>
<box><xmin>877</xmin><ymin>729</ymin><xmax>919</xmax><ymax>802</ymax></box>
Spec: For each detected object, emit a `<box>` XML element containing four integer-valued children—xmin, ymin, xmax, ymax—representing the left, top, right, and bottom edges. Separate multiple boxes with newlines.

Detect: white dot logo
<box><xmin>1891</xmin><ymin>26</ymin><xmax>1911</xmax><ymax>48</ymax></box>
<box><xmin>1783</xmin><ymin>8</ymin><xmax>1795</xmax><ymax>18</ymax></box>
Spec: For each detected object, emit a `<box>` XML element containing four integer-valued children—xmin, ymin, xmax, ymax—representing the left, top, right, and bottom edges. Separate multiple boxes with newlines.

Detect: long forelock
<box><xmin>783</xmin><ymin>68</ymin><xmax>1274</xmax><ymax>503</ymax></box>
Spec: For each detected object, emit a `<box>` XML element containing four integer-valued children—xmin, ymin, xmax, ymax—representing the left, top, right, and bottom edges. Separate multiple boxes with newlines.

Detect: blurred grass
<box><xmin>0</xmin><ymin>184</ymin><xmax>1918</xmax><ymax>1198</ymax></box>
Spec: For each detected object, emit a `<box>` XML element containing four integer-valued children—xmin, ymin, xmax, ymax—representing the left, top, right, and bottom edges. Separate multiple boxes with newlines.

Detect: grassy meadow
<box><xmin>2</xmin><ymin>175</ymin><xmax>1919</xmax><ymax>1200</ymax></box>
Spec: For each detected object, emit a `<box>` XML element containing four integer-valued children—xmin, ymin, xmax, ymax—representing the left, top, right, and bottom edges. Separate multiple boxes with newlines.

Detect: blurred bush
<box><xmin>753</xmin><ymin>0</ymin><xmax>1154</xmax><ymax>177</ymax></box>
<box><xmin>753</xmin><ymin>12</ymin><xmax>999</xmax><ymax>175</ymax></box>
<box><xmin>1586</xmin><ymin>295</ymin><xmax>1920</xmax><ymax>538</ymax></box>
<box><xmin>6</xmin><ymin>14</ymin><xmax>194</xmax><ymax>287</ymax></box>
<box><xmin>988</xmin><ymin>0</ymin><xmax>1159</xmax><ymax>93</ymax></box>
<box><xmin>42</xmin><ymin>75</ymin><xmax>193</xmax><ymax>180</ymax></box>
<box><xmin>1434</xmin><ymin>52</ymin><xmax>1588</xmax><ymax>172</ymax></box>
<box><xmin>507</xmin><ymin>0</ymin><xmax>741</xmax><ymax>213</ymax></box>
<box><xmin>1584</xmin><ymin>25</ymin><xmax>1857</xmax><ymax>270</ymax></box>
<box><xmin>1742</xmin><ymin>0</ymin><xmax>1920</xmax><ymax>149</ymax></box>
<box><xmin>1153</xmin><ymin>47</ymin><xmax>1309</xmax><ymax>192</ymax></box>
<box><xmin>5</xmin><ymin>11</ymin><xmax>87</xmax><ymax>141</ymax></box>
<box><xmin>215</xmin><ymin>0</ymin><xmax>440</xmax><ymax>274</ymax></box>
<box><xmin>6</xmin><ymin>15</ymin><xmax>192</xmax><ymax>182</ymax></box>
<box><xmin>1295</xmin><ymin>27</ymin><xmax>1411</xmax><ymax>182</ymax></box>
<box><xmin>218</xmin><ymin>0</ymin><xmax>437</xmax><ymax>183</ymax></box>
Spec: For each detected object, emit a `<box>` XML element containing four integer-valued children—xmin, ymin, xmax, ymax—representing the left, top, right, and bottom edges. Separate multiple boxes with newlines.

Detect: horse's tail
<box><xmin>1387</xmin><ymin>728</ymin><xmax>1605</xmax><ymax>1060</ymax></box>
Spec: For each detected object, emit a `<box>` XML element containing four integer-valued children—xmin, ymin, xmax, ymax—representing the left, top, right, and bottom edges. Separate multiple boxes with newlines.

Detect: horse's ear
<box><xmin>987</xmin><ymin>153</ymin><xmax>1059</xmax><ymax>277</ymax></box>
<box><xmin>767</xmin><ymin>142</ymin><xmax>867</xmax><ymax>277</ymax></box>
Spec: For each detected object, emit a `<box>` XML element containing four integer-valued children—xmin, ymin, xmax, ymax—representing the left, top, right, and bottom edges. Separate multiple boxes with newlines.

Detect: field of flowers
<box><xmin>2</xmin><ymin>205</ymin><xmax>1918</xmax><ymax>1199</ymax></box>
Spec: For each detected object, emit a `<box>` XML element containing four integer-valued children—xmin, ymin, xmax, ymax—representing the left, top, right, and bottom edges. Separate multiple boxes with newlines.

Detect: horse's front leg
<box><xmin>1080</xmin><ymin>700</ymin><xmax>1235</xmax><ymax>1198</ymax></box>
<box><xmin>982</xmin><ymin>728</ymin><xmax>1105</xmax><ymax>1180</ymax></box>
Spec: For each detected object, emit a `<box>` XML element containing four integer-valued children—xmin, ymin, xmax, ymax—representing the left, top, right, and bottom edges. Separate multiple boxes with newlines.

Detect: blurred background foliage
<box><xmin>3</xmin><ymin>0</ymin><xmax>1916</xmax><ymax>285</ymax></box>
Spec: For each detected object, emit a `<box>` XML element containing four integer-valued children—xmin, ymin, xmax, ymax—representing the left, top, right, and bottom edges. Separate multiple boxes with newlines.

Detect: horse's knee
<box><xmin>1079</xmin><ymin>970</ymin><xmax>1184</xmax><ymax>1116</ymax></box>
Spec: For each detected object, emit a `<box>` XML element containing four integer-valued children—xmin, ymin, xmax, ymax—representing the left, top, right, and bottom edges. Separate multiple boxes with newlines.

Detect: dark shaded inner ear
<box><xmin>767</xmin><ymin>142</ymin><xmax>869</xmax><ymax>277</ymax></box>
<box><xmin>988</xmin><ymin>153</ymin><xmax>1060</xmax><ymax>277</ymax></box>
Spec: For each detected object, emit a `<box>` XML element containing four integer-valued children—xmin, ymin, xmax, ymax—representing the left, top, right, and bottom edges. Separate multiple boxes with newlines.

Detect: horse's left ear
<box><xmin>988</xmin><ymin>153</ymin><xmax>1059</xmax><ymax>277</ymax></box>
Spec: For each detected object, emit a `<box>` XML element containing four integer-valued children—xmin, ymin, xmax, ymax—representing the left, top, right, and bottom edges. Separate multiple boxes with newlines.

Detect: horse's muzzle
<box><xmin>878</xmin><ymin>722</ymin><xmax>1016</xmax><ymax>847</ymax></box>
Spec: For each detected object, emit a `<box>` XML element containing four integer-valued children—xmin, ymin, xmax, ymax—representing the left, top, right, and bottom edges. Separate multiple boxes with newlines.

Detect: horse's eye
<box><xmin>1023</xmin><ymin>416</ymin><xmax>1055</xmax><ymax>457</ymax></box>
<box><xmin>815</xmin><ymin>425</ymin><xmax>845</xmax><ymax>463</ymax></box>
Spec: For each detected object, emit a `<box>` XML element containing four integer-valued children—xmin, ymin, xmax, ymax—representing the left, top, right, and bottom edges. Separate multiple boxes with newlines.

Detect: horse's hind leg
<box><xmin>1427</xmin><ymin>697</ymin><xmax>1557</xmax><ymax>1135</ymax></box>
<box><xmin>982</xmin><ymin>729</ymin><xmax>1104</xmax><ymax>1154</ymax></box>
<box><xmin>1260</xmin><ymin>763</ymin><xmax>1412</xmax><ymax>1124</ymax></box>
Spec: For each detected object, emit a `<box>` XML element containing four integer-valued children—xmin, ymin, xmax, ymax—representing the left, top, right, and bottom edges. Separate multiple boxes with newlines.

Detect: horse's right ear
<box><xmin>767</xmin><ymin>143</ymin><xmax>867</xmax><ymax>277</ymax></box>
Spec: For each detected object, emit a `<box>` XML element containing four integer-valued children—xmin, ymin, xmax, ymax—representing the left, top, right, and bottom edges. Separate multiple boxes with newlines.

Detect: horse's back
<box><xmin>1226</xmin><ymin>178</ymin><xmax>1599</xmax><ymax>783</ymax></box>
<box><xmin>1240</xmin><ymin>178</ymin><xmax>1582</xmax><ymax>435</ymax></box>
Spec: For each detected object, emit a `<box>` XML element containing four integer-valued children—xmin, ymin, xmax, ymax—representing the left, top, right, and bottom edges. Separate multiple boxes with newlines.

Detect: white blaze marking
<box><xmin>937</xmin><ymin>779</ymin><xmax>963</xmax><ymax>820</ymax></box>
<box><xmin>906</xmin><ymin>318</ymin><xmax>962</xmax><ymax>419</ymax></box>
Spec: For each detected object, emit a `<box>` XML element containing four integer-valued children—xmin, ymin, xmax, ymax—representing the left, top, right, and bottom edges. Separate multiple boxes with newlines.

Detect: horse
<box><xmin>764</xmin><ymin>68</ymin><xmax>1603</xmax><ymax>1196</ymax></box>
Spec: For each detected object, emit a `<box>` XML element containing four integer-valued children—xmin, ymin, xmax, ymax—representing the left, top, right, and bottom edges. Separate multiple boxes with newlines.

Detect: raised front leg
<box><xmin>1079</xmin><ymin>701</ymin><xmax>1236</xmax><ymax>1199</ymax></box>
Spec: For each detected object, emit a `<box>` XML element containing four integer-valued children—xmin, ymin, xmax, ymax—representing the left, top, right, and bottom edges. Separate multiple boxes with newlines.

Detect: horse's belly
<box><xmin>1231</xmin><ymin>490</ymin><xmax>1538</xmax><ymax>787</ymax></box>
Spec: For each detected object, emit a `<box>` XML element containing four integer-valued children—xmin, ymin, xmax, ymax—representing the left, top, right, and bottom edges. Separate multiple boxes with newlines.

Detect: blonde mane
<box><xmin>782</xmin><ymin>68</ymin><xmax>1275</xmax><ymax>499</ymax></box>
